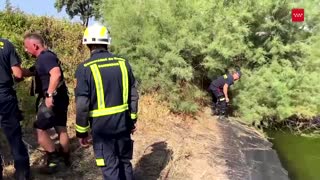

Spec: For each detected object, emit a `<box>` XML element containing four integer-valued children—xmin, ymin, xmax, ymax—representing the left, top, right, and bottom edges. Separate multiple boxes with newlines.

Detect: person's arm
<box><xmin>45</xmin><ymin>67</ymin><xmax>61</xmax><ymax>108</ymax></box>
<box><xmin>47</xmin><ymin>67</ymin><xmax>61</xmax><ymax>94</ymax></box>
<box><xmin>12</xmin><ymin>66</ymin><xmax>23</xmax><ymax>80</ymax></box>
<box><xmin>39</xmin><ymin>54</ymin><xmax>61</xmax><ymax>107</ymax></box>
<box><xmin>75</xmin><ymin>65</ymin><xmax>91</xmax><ymax>147</ymax></box>
<box><xmin>127</xmin><ymin>61</ymin><xmax>139</xmax><ymax>128</ymax></box>
<box><xmin>7</xmin><ymin>40</ymin><xmax>24</xmax><ymax>81</ymax></box>
<box><xmin>22</xmin><ymin>66</ymin><xmax>36</xmax><ymax>77</ymax></box>
<box><xmin>223</xmin><ymin>84</ymin><xmax>229</xmax><ymax>102</ymax></box>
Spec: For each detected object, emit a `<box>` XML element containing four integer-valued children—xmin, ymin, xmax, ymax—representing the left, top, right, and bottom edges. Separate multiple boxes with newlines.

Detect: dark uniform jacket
<box><xmin>33</xmin><ymin>50</ymin><xmax>68</xmax><ymax>97</ymax></box>
<box><xmin>209</xmin><ymin>74</ymin><xmax>234</xmax><ymax>91</ymax></box>
<box><xmin>75</xmin><ymin>50</ymin><xmax>139</xmax><ymax>137</ymax></box>
<box><xmin>0</xmin><ymin>38</ymin><xmax>21</xmax><ymax>101</ymax></box>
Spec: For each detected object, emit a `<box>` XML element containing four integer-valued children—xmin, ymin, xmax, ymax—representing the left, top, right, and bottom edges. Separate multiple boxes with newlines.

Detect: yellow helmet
<box><xmin>82</xmin><ymin>23</ymin><xmax>111</xmax><ymax>45</ymax></box>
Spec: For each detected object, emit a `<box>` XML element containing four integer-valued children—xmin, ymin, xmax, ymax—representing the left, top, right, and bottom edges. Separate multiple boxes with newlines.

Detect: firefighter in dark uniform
<box><xmin>75</xmin><ymin>23</ymin><xmax>139</xmax><ymax>180</ymax></box>
<box><xmin>23</xmin><ymin>33</ymin><xmax>70</xmax><ymax>173</ymax></box>
<box><xmin>208</xmin><ymin>71</ymin><xmax>241</xmax><ymax>118</ymax></box>
<box><xmin>0</xmin><ymin>38</ymin><xmax>30</xmax><ymax>179</ymax></box>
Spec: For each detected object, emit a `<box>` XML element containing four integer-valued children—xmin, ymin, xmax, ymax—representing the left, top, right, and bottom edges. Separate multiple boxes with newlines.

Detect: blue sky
<box><xmin>0</xmin><ymin>0</ymin><xmax>82</xmax><ymax>22</ymax></box>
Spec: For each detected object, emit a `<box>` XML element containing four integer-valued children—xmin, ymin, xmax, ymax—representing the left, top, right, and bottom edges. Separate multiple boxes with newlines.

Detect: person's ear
<box><xmin>33</xmin><ymin>44</ymin><xmax>39</xmax><ymax>50</ymax></box>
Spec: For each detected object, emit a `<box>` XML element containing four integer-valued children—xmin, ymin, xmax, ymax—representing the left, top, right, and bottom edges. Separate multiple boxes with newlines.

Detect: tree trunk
<box><xmin>83</xmin><ymin>17</ymin><xmax>89</xmax><ymax>27</ymax></box>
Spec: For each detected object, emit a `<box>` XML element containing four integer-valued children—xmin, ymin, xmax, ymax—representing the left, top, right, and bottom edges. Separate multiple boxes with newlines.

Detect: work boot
<box><xmin>211</xmin><ymin>102</ymin><xmax>220</xmax><ymax>116</ymax></box>
<box><xmin>218</xmin><ymin>115</ymin><xmax>227</xmax><ymax>121</ymax></box>
<box><xmin>14</xmin><ymin>169</ymin><xmax>31</xmax><ymax>180</ymax></box>
<box><xmin>58</xmin><ymin>144</ymin><xmax>71</xmax><ymax>167</ymax></box>
<box><xmin>39</xmin><ymin>151</ymin><xmax>63</xmax><ymax>174</ymax></box>
<box><xmin>216</xmin><ymin>107</ymin><xmax>226</xmax><ymax>121</ymax></box>
<box><xmin>62</xmin><ymin>152</ymin><xmax>71</xmax><ymax>167</ymax></box>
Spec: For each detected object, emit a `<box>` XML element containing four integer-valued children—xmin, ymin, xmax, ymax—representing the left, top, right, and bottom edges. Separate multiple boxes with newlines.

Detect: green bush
<box><xmin>0</xmin><ymin>9</ymin><xmax>87</xmax><ymax>82</ymax></box>
<box><xmin>1</xmin><ymin>0</ymin><xmax>320</xmax><ymax>123</ymax></box>
<box><xmin>0</xmin><ymin>9</ymin><xmax>88</xmax><ymax>124</ymax></box>
<box><xmin>100</xmin><ymin>0</ymin><xmax>320</xmax><ymax>121</ymax></box>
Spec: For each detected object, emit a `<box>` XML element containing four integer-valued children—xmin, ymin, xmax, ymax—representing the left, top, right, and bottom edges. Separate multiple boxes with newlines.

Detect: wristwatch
<box><xmin>45</xmin><ymin>91</ymin><xmax>57</xmax><ymax>98</ymax></box>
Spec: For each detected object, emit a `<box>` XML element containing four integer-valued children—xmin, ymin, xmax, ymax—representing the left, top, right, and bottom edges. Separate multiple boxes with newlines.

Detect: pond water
<box><xmin>269</xmin><ymin>130</ymin><xmax>320</xmax><ymax>180</ymax></box>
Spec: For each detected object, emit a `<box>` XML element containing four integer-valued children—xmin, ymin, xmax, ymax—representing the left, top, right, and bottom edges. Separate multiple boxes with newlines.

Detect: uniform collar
<box><xmin>40</xmin><ymin>49</ymin><xmax>50</xmax><ymax>54</ymax></box>
<box><xmin>91</xmin><ymin>48</ymin><xmax>109</xmax><ymax>55</ymax></box>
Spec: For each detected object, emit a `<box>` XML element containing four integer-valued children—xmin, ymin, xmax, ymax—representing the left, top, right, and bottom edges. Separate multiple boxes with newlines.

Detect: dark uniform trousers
<box><xmin>75</xmin><ymin>52</ymin><xmax>138</xmax><ymax>179</ymax></box>
<box><xmin>0</xmin><ymin>97</ymin><xmax>30</xmax><ymax>179</ymax></box>
<box><xmin>35</xmin><ymin>85</ymin><xmax>69</xmax><ymax>130</ymax></box>
<box><xmin>93</xmin><ymin>132</ymin><xmax>134</xmax><ymax>180</ymax></box>
<box><xmin>210</xmin><ymin>87</ymin><xmax>227</xmax><ymax>116</ymax></box>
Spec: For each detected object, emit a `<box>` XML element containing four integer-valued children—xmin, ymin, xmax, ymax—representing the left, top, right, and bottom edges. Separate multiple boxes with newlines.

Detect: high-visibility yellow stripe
<box><xmin>98</xmin><ymin>63</ymin><xmax>119</xmax><ymax>68</ymax></box>
<box><xmin>113</xmin><ymin>57</ymin><xmax>126</xmax><ymax>61</ymax></box>
<box><xmin>84</xmin><ymin>28</ymin><xmax>89</xmax><ymax>38</ymax></box>
<box><xmin>100</xmin><ymin>27</ymin><xmax>107</xmax><ymax>37</ymax></box>
<box><xmin>84</xmin><ymin>58</ymin><xmax>108</xmax><ymax>67</ymax></box>
<box><xmin>223</xmin><ymin>74</ymin><xmax>228</xmax><ymax>79</ymax></box>
<box><xmin>119</xmin><ymin>61</ymin><xmax>128</xmax><ymax>103</ymax></box>
<box><xmin>131</xmin><ymin>113</ymin><xmax>137</xmax><ymax>119</ymax></box>
<box><xmin>90</xmin><ymin>64</ymin><xmax>105</xmax><ymax>109</ymax></box>
<box><xmin>76</xmin><ymin>124</ymin><xmax>90</xmax><ymax>133</ymax></box>
<box><xmin>49</xmin><ymin>163</ymin><xmax>57</xmax><ymax>167</ymax></box>
<box><xmin>84</xmin><ymin>57</ymin><xmax>126</xmax><ymax>67</ymax></box>
<box><xmin>86</xmin><ymin>57</ymin><xmax>130</xmax><ymax>118</ymax></box>
<box><xmin>96</xmin><ymin>158</ymin><xmax>105</xmax><ymax>166</ymax></box>
<box><xmin>90</xmin><ymin>104</ymin><xmax>128</xmax><ymax>117</ymax></box>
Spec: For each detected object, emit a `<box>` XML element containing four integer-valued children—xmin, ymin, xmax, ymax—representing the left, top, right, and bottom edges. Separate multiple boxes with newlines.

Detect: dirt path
<box><xmin>3</xmin><ymin>95</ymin><xmax>229</xmax><ymax>180</ymax></box>
<box><xmin>132</xmin><ymin>103</ymin><xmax>228</xmax><ymax>180</ymax></box>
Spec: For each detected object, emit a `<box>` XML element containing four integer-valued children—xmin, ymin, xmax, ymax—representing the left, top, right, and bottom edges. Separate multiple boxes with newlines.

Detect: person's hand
<box><xmin>21</xmin><ymin>66</ymin><xmax>36</xmax><ymax>77</ymax></box>
<box><xmin>45</xmin><ymin>97</ymin><xmax>54</xmax><ymax>109</ymax></box>
<box><xmin>225</xmin><ymin>97</ymin><xmax>230</xmax><ymax>103</ymax></box>
<box><xmin>78</xmin><ymin>136</ymin><xmax>92</xmax><ymax>148</ymax></box>
<box><xmin>13</xmin><ymin>76</ymin><xmax>24</xmax><ymax>83</ymax></box>
<box><xmin>131</xmin><ymin>123</ymin><xmax>137</xmax><ymax>134</ymax></box>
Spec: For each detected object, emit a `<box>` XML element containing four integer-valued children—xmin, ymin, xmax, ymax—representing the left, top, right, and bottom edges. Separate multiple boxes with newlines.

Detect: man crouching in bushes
<box><xmin>208</xmin><ymin>70</ymin><xmax>241</xmax><ymax>119</ymax></box>
<box><xmin>22</xmin><ymin>32</ymin><xmax>70</xmax><ymax>174</ymax></box>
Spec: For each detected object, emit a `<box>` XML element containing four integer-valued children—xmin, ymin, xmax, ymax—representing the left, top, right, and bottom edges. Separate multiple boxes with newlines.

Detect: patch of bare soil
<box><xmin>2</xmin><ymin>94</ymin><xmax>229</xmax><ymax>180</ymax></box>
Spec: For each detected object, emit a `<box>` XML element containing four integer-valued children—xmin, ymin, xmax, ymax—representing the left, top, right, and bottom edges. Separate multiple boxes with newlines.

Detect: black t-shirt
<box><xmin>0</xmin><ymin>38</ymin><xmax>21</xmax><ymax>99</ymax></box>
<box><xmin>35</xmin><ymin>50</ymin><xmax>64</xmax><ymax>93</ymax></box>
<box><xmin>211</xmin><ymin>74</ymin><xmax>234</xmax><ymax>89</ymax></box>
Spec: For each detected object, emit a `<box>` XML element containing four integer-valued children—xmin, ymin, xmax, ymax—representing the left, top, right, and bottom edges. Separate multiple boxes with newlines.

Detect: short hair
<box><xmin>233</xmin><ymin>70</ymin><xmax>241</xmax><ymax>77</ymax></box>
<box><xmin>24</xmin><ymin>32</ymin><xmax>45</xmax><ymax>46</ymax></box>
<box><xmin>87</xmin><ymin>44</ymin><xmax>108</xmax><ymax>51</ymax></box>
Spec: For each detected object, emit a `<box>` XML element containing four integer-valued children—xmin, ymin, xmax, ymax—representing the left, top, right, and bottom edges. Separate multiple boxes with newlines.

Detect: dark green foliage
<box><xmin>0</xmin><ymin>9</ymin><xmax>87</xmax><ymax>82</ymax></box>
<box><xmin>100</xmin><ymin>0</ymin><xmax>320</xmax><ymax>121</ymax></box>
<box><xmin>1</xmin><ymin>0</ymin><xmax>319</xmax><ymax>123</ymax></box>
<box><xmin>0</xmin><ymin>9</ymin><xmax>87</xmax><ymax>126</ymax></box>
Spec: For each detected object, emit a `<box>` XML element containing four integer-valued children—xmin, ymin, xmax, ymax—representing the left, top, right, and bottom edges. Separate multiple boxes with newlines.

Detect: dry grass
<box><xmin>2</xmin><ymin>86</ymin><xmax>229</xmax><ymax>180</ymax></box>
<box><xmin>132</xmin><ymin>94</ymin><xmax>229</xmax><ymax>180</ymax></box>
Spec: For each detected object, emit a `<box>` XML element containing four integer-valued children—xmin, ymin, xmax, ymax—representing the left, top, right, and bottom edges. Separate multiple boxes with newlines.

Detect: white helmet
<box><xmin>82</xmin><ymin>23</ymin><xmax>111</xmax><ymax>45</ymax></box>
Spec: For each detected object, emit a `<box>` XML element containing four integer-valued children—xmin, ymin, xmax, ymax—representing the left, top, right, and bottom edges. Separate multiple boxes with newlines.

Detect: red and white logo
<box><xmin>292</xmin><ymin>8</ymin><xmax>304</xmax><ymax>22</ymax></box>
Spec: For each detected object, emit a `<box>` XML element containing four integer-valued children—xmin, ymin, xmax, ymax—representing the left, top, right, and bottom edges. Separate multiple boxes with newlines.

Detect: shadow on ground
<box><xmin>1</xmin><ymin>129</ymin><xmax>94</xmax><ymax>180</ymax></box>
<box><xmin>134</xmin><ymin>141</ymin><xmax>173</xmax><ymax>180</ymax></box>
